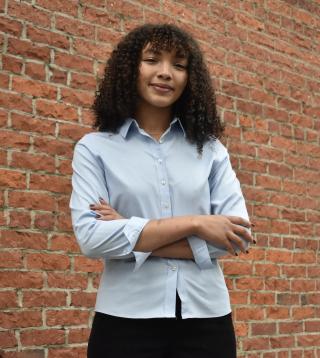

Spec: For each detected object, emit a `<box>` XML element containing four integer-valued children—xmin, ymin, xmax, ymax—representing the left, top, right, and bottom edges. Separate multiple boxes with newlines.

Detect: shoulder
<box><xmin>205</xmin><ymin>137</ymin><xmax>229</xmax><ymax>160</ymax></box>
<box><xmin>75</xmin><ymin>130</ymin><xmax>120</xmax><ymax>151</ymax></box>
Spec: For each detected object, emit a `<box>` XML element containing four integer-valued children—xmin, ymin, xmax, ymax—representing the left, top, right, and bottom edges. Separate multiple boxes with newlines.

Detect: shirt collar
<box><xmin>119</xmin><ymin>116</ymin><xmax>186</xmax><ymax>139</ymax></box>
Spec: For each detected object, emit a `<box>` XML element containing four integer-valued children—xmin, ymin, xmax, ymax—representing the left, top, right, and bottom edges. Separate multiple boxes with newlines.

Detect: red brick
<box><xmin>11</xmin><ymin>113</ymin><xmax>56</xmax><ymax>135</ymax></box>
<box><xmin>8</xmin><ymin>1</ymin><xmax>51</xmax><ymax>26</ymax></box>
<box><xmin>47</xmin><ymin>346</ymin><xmax>87</xmax><ymax>358</ymax></box>
<box><xmin>270</xmin><ymin>336</ymin><xmax>295</xmax><ymax>349</ymax></box>
<box><xmin>279</xmin><ymin>321</ymin><xmax>303</xmax><ymax>334</ymax></box>
<box><xmin>0</xmin><ymin>271</ymin><xmax>43</xmax><ymax>289</ymax></box>
<box><xmin>36</xmin><ymin>99</ymin><xmax>78</xmax><ymax>122</ymax></box>
<box><xmin>60</xmin><ymin>88</ymin><xmax>94</xmax><ymax>108</ymax></box>
<box><xmin>50</xmin><ymin>234</ymin><xmax>80</xmax><ymax>253</ymax></box>
<box><xmin>0</xmin><ymin>251</ymin><xmax>23</xmax><ymax>268</ymax></box>
<box><xmin>73</xmin><ymin>256</ymin><xmax>103</xmax><ymax>273</ymax></box>
<box><xmin>292</xmin><ymin>307</ymin><xmax>316</xmax><ymax>320</ymax></box>
<box><xmin>252</xmin><ymin>322</ymin><xmax>276</xmax><ymax>336</ymax></box>
<box><xmin>0</xmin><ymin>330</ymin><xmax>17</xmax><ymax>348</ymax></box>
<box><xmin>254</xmin><ymin>263</ymin><xmax>280</xmax><ymax>277</ymax></box>
<box><xmin>267</xmin><ymin>307</ymin><xmax>290</xmax><ymax>319</ymax></box>
<box><xmin>33</xmin><ymin>137</ymin><xmax>74</xmax><ymax>158</ymax></box>
<box><xmin>23</xmin><ymin>291</ymin><xmax>67</xmax><ymax>308</ymax></box>
<box><xmin>242</xmin><ymin>337</ymin><xmax>270</xmax><ymax>351</ymax></box>
<box><xmin>0</xmin><ymin>230</ymin><xmax>47</xmax><ymax>250</ymax></box>
<box><xmin>26</xmin><ymin>25</ymin><xmax>69</xmax><ymax>50</ymax></box>
<box><xmin>0</xmin><ymin>130</ymin><xmax>29</xmax><ymax>150</ymax></box>
<box><xmin>235</xmin><ymin>307</ymin><xmax>264</xmax><ymax>321</ymax></box>
<box><xmin>10</xmin><ymin>152</ymin><xmax>55</xmax><ymax>173</ymax></box>
<box><xmin>20</xmin><ymin>329</ymin><xmax>65</xmax><ymax>346</ymax></box>
<box><xmin>25</xmin><ymin>61</ymin><xmax>46</xmax><ymax>81</ymax></box>
<box><xmin>0</xmin><ymin>91</ymin><xmax>32</xmax><ymax>113</ymax></box>
<box><xmin>0</xmin><ymin>291</ymin><xmax>18</xmax><ymax>309</ymax></box>
<box><xmin>8</xmin><ymin>38</ymin><xmax>50</xmax><ymax>62</ymax></box>
<box><xmin>0</xmin><ymin>169</ymin><xmax>26</xmax><ymax>189</ymax></box>
<box><xmin>47</xmin><ymin>272</ymin><xmax>88</xmax><ymax>289</ymax></box>
<box><xmin>8</xmin><ymin>191</ymin><xmax>55</xmax><ymax>211</ymax></box>
<box><xmin>55</xmin><ymin>14</ymin><xmax>95</xmax><ymax>39</ymax></box>
<box><xmin>68</xmin><ymin>328</ymin><xmax>90</xmax><ymax>344</ymax></box>
<box><xmin>46</xmin><ymin>309</ymin><xmax>90</xmax><ymax>326</ymax></box>
<box><xmin>251</xmin><ymin>292</ymin><xmax>275</xmax><ymax>305</ymax></box>
<box><xmin>71</xmin><ymin>292</ymin><xmax>96</xmax><ymax>307</ymax></box>
<box><xmin>8</xmin><ymin>210</ymin><xmax>31</xmax><ymax>229</ymax></box>
<box><xmin>54</xmin><ymin>51</ymin><xmax>94</xmax><ymax>73</ymax></box>
<box><xmin>0</xmin><ymin>310</ymin><xmax>42</xmax><ymax>329</ymax></box>
<box><xmin>26</xmin><ymin>253</ymin><xmax>70</xmax><ymax>271</ymax></box>
<box><xmin>29</xmin><ymin>174</ymin><xmax>71</xmax><ymax>194</ymax></box>
<box><xmin>229</xmin><ymin>291</ymin><xmax>248</xmax><ymax>305</ymax></box>
<box><xmin>297</xmin><ymin>334</ymin><xmax>320</xmax><ymax>347</ymax></box>
<box><xmin>12</xmin><ymin>77</ymin><xmax>58</xmax><ymax>101</ymax></box>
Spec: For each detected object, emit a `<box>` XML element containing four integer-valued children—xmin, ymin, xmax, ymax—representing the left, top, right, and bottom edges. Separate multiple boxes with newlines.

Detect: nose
<box><xmin>157</xmin><ymin>61</ymin><xmax>172</xmax><ymax>79</ymax></box>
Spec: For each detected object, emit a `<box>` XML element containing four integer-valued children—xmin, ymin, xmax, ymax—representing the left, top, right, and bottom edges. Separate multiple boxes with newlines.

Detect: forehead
<box><xmin>142</xmin><ymin>42</ymin><xmax>188</xmax><ymax>59</ymax></box>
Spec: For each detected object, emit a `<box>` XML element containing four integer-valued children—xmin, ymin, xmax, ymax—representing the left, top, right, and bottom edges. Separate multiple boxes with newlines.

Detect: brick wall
<box><xmin>0</xmin><ymin>0</ymin><xmax>319</xmax><ymax>357</ymax></box>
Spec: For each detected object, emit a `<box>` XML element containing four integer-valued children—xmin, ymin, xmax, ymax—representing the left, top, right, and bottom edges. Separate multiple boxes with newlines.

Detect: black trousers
<box><xmin>88</xmin><ymin>293</ymin><xmax>236</xmax><ymax>358</ymax></box>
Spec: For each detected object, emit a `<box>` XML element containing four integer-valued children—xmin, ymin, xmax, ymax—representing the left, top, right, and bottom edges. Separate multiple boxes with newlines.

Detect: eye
<box><xmin>143</xmin><ymin>58</ymin><xmax>157</xmax><ymax>63</ymax></box>
<box><xmin>174</xmin><ymin>64</ymin><xmax>187</xmax><ymax>70</ymax></box>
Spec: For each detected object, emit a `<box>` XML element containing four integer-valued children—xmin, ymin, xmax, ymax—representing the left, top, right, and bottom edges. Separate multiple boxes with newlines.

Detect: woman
<box><xmin>70</xmin><ymin>23</ymin><xmax>254</xmax><ymax>358</ymax></box>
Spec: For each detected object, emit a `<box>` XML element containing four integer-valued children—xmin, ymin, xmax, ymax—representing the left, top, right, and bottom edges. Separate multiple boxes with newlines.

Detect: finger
<box><xmin>231</xmin><ymin>224</ymin><xmax>253</xmax><ymax>243</ymax></box>
<box><xmin>99</xmin><ymin>197</ymin><xmax>109</xmax><ymax>205</ymax></box>
<box><xmin>226</xmin><ymin>216</ymin><xmax>252</xmax><ymax>228</ymax></box>
<box><xmin>97</xmin><ymin>214</ymin><xmax>123</xmax><ymax>221</ymax></box>
<box><xmin>223</xmin><ymin>236</ymin><xmax>236</xmax><ymax>256</ymax></box>
<box><xmin>227</xmin><ymin>231</ymin><xmax>247</xmax><ymax>254</ymax></box>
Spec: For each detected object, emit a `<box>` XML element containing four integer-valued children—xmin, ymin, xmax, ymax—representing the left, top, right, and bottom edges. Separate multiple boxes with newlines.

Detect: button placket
<box><xmin>155</xmin><ymin>142</ymin><xmax>171</xmax><ymax>217</ymax></box>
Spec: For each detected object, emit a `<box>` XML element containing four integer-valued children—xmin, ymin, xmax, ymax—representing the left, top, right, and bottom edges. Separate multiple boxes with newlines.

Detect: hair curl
<box><xmin>92</xmin><ymin>23</ymin><xmax>224</xmax><ymax>155</ymax></box>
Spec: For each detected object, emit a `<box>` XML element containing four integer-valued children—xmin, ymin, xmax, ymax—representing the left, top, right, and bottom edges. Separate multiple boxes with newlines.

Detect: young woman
<box><xmin>70</xmin><ymin>23</ymin><xmax>254</xmax><ymax>358</ymax></box>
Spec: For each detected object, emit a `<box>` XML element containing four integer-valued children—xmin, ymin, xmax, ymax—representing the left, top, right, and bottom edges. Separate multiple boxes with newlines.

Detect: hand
<box><xmin>90</xmin><ymin>198</ymin><xmax>125</xmax><ymax>220</ymax></box>
<box><xmin>193</xmin><ymin>215</ymin><xmax>254</xmax><ymax>256</ymax></box>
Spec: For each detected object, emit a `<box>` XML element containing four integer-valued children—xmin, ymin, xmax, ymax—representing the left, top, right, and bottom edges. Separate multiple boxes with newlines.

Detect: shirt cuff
<box><xmin>123</xmin><ymin>216</ymin><xmax>151</xmax><ymax>271</ymax></box>
<box><xmin>187</xmin><ymin>236</ymin><xmax>214</xmax><ymax>270</ymax></box>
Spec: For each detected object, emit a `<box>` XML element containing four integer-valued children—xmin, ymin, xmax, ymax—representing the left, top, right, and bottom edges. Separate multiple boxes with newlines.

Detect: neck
<box><xmin>134</xmin><ymin>101</ymin><xmax>173</xmax><ymax>137</ymax></box>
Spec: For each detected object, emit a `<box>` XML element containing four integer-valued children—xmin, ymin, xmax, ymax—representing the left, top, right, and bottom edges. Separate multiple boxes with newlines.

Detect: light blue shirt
<box><xmin>70</xmin><ymin>117</ymin><xmax>249</xmax><ymax>318</ymax></box>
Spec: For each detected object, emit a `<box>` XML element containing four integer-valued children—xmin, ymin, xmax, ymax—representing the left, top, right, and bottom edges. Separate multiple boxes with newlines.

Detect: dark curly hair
<box><xmin>92</xmin><ymin>23</ymin><xmax>224</xmax><ymax>155</ymax></box>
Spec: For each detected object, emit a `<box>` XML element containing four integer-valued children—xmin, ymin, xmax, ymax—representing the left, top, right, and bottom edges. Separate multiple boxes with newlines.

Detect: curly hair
<box><xmin>92</xmin><ymin>23</ymin><xmax>224</xmax><ymax>155</ymax></box>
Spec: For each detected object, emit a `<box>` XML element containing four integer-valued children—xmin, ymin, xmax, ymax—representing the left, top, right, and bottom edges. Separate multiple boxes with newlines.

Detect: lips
<box><xmin>150</xmin><ymin>83</ymin><xmax>174</xmax><ymax>90</ymax></box>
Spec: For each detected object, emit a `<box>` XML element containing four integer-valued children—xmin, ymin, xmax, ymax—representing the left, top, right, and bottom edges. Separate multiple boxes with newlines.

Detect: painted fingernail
<box><xmin>246</xmin><ymin>250</ymin><xmax>249</xmax><ymax>254</ymax></box>
<box><xmin>235</xmin><ymin>252</ymin><xmax>238</xmax><ymax>256</ymax></box>
<box><xmin>251</xmin><ymin>223</ymin><xmax>255</xmax><ymax>227</ymax></box>
<box><xmin>89</xmin><ymin>204</ymin><xmax>94</xmax><ymax>208</ymax></box>
<box><xmin>253</xmin><ymin>240</ymin><xmax>257</xmax><ymax>244</ymax></box>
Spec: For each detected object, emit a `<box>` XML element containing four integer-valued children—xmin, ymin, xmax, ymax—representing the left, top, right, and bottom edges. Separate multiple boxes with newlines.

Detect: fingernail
<box><xmin>251</xmin><ymin>223</ymin><xmax>255</xmax><ymax>227</ymax></box>
<box><xmin>99</xmin><ymin>197</ymin><xmax>104</xmax><ymax>201</ymax></box>
<box><xmin>89</xmin><ymin>204</ymin><xmax>94</xmax><ymax>208</ymax></box>
<box><xmin>246</xmin><ymin>250</ymin><xmax>249</xmax><ymax>254</ymax></box>
<box><xmin>253</xmin><ymin>240</ymin><xmax>257</xmax><ymax>244</ymax></box>
<box><xmin>235</xmin><ymin>252</ymin><xmax>238</xmax><ymax>256</ymax></box>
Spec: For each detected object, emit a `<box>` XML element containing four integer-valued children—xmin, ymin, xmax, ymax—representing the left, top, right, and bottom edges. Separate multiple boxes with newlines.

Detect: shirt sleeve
<box><xmin>188</xmin><ymin>140</ymin><xmax>251</xmax><ymax>269</ymax></box>
<box><xmin>69</xmin><ymin>141</ymin><xmax>151</xmax><ymax>272</ymax></box>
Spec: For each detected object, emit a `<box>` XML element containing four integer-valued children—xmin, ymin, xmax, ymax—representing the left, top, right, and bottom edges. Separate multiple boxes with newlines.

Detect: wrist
<box><xmin>190</xmin><ymin>215</ymin><xmax>201</xmax><ymax>236</ymax></box>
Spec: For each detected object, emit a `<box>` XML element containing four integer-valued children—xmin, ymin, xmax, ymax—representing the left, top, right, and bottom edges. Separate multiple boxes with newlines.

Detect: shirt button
<box><xmin>159</xmin><ymin>139</ymin><xmax>163</xmax><ymax>144</ymax></box>
<box><xmin>161</xmin><ymin>180</ymin><xmax>166</xmax><ymax>185</ymax></box>
<box><xmin>171</xmin><ymin>266</ymin><xmax>177</xmax><ymax>271</ymax></box>
<box><xmin>158</xmin><ymin>158</ymin><xmax>162</xmax><ymax>164</ymax></box>
<box><xmin>164</xmin><ymin>204</ymin><xmax>169</xmax><ymax>209</ymax></box>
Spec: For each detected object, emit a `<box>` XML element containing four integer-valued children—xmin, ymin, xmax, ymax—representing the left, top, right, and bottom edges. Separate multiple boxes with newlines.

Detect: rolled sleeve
<box><xmin>70</xmin><ymin>141</ymin><xmax>151</xmax><ymax>271</ymax></box>
<box><xmin>123</xmin><ymin>216</ymin><xmax>152</xmax><ymax>271</ymax></box>
<box><xmin>188</xmin><ymin>236</ymin><xmax>214</xmax><ymax>269</ymax></box>
<box><xmin>206</xmin><ymin>140</ymin><xmax>250</xmax><ymax>257</ymax></box>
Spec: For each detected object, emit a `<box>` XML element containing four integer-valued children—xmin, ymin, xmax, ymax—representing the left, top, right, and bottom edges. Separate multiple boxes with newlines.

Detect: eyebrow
<box><xmin>143</xmin><ymin>48</ymin><xmax>187</xmax><ymax>60</ymax></box>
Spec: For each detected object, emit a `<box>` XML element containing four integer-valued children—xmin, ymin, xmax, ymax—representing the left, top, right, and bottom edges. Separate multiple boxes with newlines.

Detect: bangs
<box><xmin>144</xmin><ymin>28</ymin><xmax>190</xmax><ymax>60</ymax></box>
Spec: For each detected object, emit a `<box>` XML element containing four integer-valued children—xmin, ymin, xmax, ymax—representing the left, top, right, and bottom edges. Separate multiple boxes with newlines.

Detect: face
<box><xmin>136</xmin><ymin>42</ymin><xmax>188</xmax><ymax>109</ymax></box>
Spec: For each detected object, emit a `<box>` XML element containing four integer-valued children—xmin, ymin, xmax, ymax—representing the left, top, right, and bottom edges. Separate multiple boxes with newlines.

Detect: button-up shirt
<box><xmin>70</xmin><ymin>117</ymin><xmax>249</xmax><ymax>319</ymax></box>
